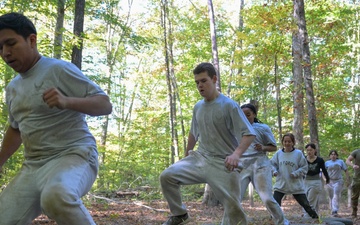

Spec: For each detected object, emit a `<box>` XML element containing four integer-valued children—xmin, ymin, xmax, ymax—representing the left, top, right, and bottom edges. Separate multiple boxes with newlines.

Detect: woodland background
<box><xmin>0</xmin><ymin>0</ymin><xmax>359</xmax><ymax>214</ymax></box>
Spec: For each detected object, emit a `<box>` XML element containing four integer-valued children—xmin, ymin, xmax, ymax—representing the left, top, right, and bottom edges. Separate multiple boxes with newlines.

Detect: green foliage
<box><xmin>0</xmin><ymin>0</ymin><xmax>359</xmax><ymax>199</ymax></box>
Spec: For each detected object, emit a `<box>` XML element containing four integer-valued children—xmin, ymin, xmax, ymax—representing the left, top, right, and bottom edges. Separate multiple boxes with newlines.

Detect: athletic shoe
<box><xmin>332</xmin><ymin>211</ymin><xmax>339</xmax><ymax>217</ymax></box>
<box><xmin>162</xmin><ymin>213</ymin><xmax>191</xmax><ymax>225</ymax></box>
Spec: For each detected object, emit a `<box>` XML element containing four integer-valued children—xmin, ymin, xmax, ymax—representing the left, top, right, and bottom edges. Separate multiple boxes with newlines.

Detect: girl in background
<box><xmin>304</xmin><ymin>143</ymin><xmax>330</xmax><ymax>217</ymax></box>
<box><xmin>271</xmin><ymin>133</ymin><xmax>318</xmax><ymax>219</ymax></box>
<box><xmin>239</xmin><ymin>104</ymin><xmax>289</xmax><ymax>225</ymax></box>
<box><xmin>325</xmin><ymin>150</ymin><xmax>350</xmax><ymax>217</ymax></box>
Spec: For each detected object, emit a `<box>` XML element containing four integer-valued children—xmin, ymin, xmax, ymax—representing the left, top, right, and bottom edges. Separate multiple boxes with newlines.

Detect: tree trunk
<box><xmin>294</xmin><ymin>0</ymin><xmax>320</xmax><ymax>153</ymax></box>
<box><xmin>207</xmin><ymin>0</ymin><xmax>221</xmax><ymax>92</ymax></box>
<box><xmin>248</xmin><ymin>183</ymin><xmax>254</xmax><ymax>207</ymax></box>
<box><xmin>202</xmin><ymin>0</ymin><xmax>222</xmax><ymax>207</ymax></box>
<box><xmin>162</xmin><ymin>0</ymin><xmax>180</xmax><ymax>164</ymax></box>
<box><xmin>227</xmin><ymin>0</ymin><xmax>244</xmax><ymax>97</ymax></box>
<box><xmin>54</xmin><ymin>0</ymin><xmax>65</xmax><ymax>59</ymax></box>
<box><xmin>292</xmin><ymin>2</ymin><xmax>304</xmax><ymax>150</ymax></box>
<box><xmin>71</xmin><ymin>0</ymin><xmax>85</xmax><ymax>69</ymax></box>
<box><xmin>202</xmin><ymin>184</ymin><xmax>220</xmax><ymax>206</ymax></box>
<box><xmin>274</xmin><ymin>54</ymin><xmax>283</xmax><ymax>143</ymax></box>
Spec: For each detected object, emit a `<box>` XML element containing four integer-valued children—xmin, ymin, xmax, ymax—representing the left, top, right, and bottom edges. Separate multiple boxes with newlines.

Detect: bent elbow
<box><xmin>104</xmin><ymin>102</ymin><xmax>113</xmax><ymax>115</ymax></box>
<box><xmin>97</xmin><ymin>102</ymin><xmax>112</xmax><ymax>116</ymax></box>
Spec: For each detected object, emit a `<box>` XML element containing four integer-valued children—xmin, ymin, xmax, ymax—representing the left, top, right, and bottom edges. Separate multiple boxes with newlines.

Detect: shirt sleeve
<box><xmin>320</xmin><ymin>158</ymin><xmax>330</xmax><ymax>182</ymax></box>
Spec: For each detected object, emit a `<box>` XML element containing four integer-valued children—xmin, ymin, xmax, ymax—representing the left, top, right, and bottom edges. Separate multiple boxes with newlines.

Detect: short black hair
<box><xmin>193</xmin><ymin>62</ymin><xmax>217</xmax><ymax>78</ymax></box>
<box><xmin>0</xmin><ymin>12</ymin><xmax>37</xmax><ymax>39</ymax></box>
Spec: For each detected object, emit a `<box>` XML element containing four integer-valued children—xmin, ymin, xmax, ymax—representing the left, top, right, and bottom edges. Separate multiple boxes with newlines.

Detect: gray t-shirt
<box><xmin>325</xmin><ymin>159</ymin><xmax>347</xmax><ymax>181</ymax></box>
<box><xmin>242</xmin><ymin>122</ymin><xmax>276</xmax><ymax>157</ymax></box>
<box><xmin>6</xmin><ymin>56</ymin><xmax>106</xmax><ymax>160</ymax></box>
<box><xmin>190</xmin><ymin>94</ymin><xmax>255</xmax><ymax>157</ymax></box>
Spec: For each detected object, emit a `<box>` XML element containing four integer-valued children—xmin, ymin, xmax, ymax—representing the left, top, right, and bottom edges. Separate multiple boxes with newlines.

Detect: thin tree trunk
<box><xmin>71</xmin><ymin>0</ymin><xmax>85</xmax><ymax>69</ymax></box>
<box><xmin>207</xmin><ymin>0</ymin><xmax>221</xmax><ymax>92</ymax></box>
<box><xmin>294</xmin><ymin>0</ymin><xmax>320</xmax><ymax>152</ymax></box>
<box><xmin>351</xmin><ymin>9</ymin><xmax>360</xmax><ymax>148</ymax></box>
<box><xmin>162</xmin><ymin>0</ymin><xmax>179</xmax><ymax>164</ymax></box>
<box><xmin>54</xmin><ymin>0</ymin><xmax>65</xmax><ymax>59</ymax></box>
<box><xmin>227</xmin><ymin>0</ymin><xmax>244</xmax><ymax>97</ymax></box>
<box><xmin>248</xmin><ymin>183</ymin><xmax>254</xmax><ymax>207</ymax></box>
<box><xmin>203</xmin><ymin>0</ymin><xmax>221</xmax><ymax>207</ymax></box>
<box><xmin>274</xmin><ymin>54</ymin><xmax>283</xmax><ymax>143</ymax></box>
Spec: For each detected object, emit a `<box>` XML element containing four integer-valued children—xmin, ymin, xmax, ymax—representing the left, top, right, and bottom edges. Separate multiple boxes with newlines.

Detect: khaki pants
<box><xmin>351</xmin><ymin>178</ymin><xmax>360</xmax><ymax>212</ymax></box>
<box><xmin>160</xmin><ymin>150</ymin><xmax>247</xmax><ymax>225</ymax></box>
<box><xmin>0</xmin><ymin>147</ymin><xmax>98</xmax><ymax>225</ymax></box>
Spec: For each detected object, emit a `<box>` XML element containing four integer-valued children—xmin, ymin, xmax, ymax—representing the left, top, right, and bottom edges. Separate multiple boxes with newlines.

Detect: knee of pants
<box><xmin>159</xmin><ymin>168</ymin><xmax>174</xmax><ymax>185</ymax></box>
<box><xmin>262</xmin><ymin>197</ymin><xmax>274</xmax><ymax>206</ymax></box>
<box><xmin>41</xmin><ymin>185</ymin><xmax>76</xmax><ymax>215</ymax></box>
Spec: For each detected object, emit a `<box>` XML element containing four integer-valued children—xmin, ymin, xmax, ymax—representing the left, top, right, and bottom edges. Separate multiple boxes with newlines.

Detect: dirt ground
<box><xmin>31</xmin><ymin>195</ymin><xmax>359</xmax><ymax>225</ymax></box>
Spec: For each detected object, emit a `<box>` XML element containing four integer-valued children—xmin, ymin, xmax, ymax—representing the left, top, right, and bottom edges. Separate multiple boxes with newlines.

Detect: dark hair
<box><xmin>305</xmin><ymin>143</ymin><xmax>317</xmax><ymax>155</ymax></box>
<box><xmin>282</xmin><ymin>133</ymin><xmax>295</xmax><ymax>146</ymax></box>
<box><xmin>193</xmin><ymin>62</ymin><xmax>217</xmax><ymax>78</ymax></box>
<box><xmin>329</xmin><ymin>150</ymin><xmax>339</xmax><ymax>158</ymax></box>
<box><xmin>305</xmin><ymin>143</ymin><xmax>316</xmax><ymax>149</ymax></box>
<box><xmin>240</xmin><ymin>103</ymin><xmax>262</xmax><ymax>123</ymax></box>
<box><xmin>0</xmin><ymin>12</ymin><xmax>37</xmax><ymax>39</ymax></box>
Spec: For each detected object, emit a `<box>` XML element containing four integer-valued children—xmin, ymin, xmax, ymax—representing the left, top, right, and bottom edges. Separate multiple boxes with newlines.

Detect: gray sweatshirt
<box><xmin>271</xmin><ymin>148</ymin><xmax>308</xmax><ymax>194</ymax></box>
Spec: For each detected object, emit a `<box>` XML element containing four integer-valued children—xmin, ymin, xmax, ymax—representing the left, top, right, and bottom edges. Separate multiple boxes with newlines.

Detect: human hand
<box><xmin>254</xmin><ymin>144</ymin><xmax>263</xmax><ymax>151</ymax></box>
<box><xmin>224</xmin><ymin>153</ymin><xmax>240</xmax><ymax>171</ymax></box>
<box><xmin>43</xmin><ymin>87</ymin><xmax>68</xmax><ymax>109</ymax></box>
<box><xmin>353</xmin><ymin>165</ymin><xmax>359</xmax><ymax>170</ymax></box>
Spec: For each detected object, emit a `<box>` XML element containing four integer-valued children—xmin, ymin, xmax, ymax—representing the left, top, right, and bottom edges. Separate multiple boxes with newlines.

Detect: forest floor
<box><xmin>31</xmin><ymin>193</ymin><xmax>359</xmax><ymax>225</ymax></box>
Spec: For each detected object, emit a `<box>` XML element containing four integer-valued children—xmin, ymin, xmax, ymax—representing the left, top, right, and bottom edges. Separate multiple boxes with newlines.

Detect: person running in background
<box><xmin>271</xmin><ymin>133</ymin><xmax>318</xmax><ymax>219</ymax></box>
<box><xmin>159</xmin><ymin>62</ymin><xmax>256</xmax><ymax>225</ymax></box>
<box><xmin>239</xmin><ymin>103</ymin><xmax>289</xmax><ymax>225</ymax></box>
<box><xmin>303</xmin><ymin>143</ymin><xmax>330</xmax><ymax>217</ymax></box>
<box><xmin>346</xmin><ymin>149</ymin><xmax>360</xmax><ymax>219</ymax></box>
<box><xmin>0</xmin><ymin>12</ymin><xmax>112</xmax><ymax>224</ymax></box>
<box><xmin>325</xmin><ymin>150</ymin><xmax>350</xmax><ymax>217</ymax></box>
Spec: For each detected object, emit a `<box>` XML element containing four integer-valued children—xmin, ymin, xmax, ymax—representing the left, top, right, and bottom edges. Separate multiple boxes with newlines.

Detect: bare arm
<box><xmin>254</xmin><ymin>143</ymin><xmax>277</xmax><ymax>152</ymax></box>
<box><xmin>0</xmin><ymin>126</ymin><xmax>22</xmax><ymax>168</ymax></box>
<box><xmin>225</xmin><ymin>135</ymin><xmax>255</xmax><ymax>171</ymax></box>
<box><xmin>43</xmin><ymin>88</ymin><xmax>112</xmax><ymax>116</ymax></box>
<box><xmin>346</xmin><ymin>155</ymin><xmax>359</xmax><ymax>170</ymax></box>
<box><xmin>185</xmin><ymin>133</ymin><xmax>197</xmax><ymax>156</ymax></box>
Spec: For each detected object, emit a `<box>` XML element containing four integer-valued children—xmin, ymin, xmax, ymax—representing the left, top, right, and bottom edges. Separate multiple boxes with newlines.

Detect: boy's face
<box><xmin>194</xmin><ymin>71</ymin><xmax>217</xmax><ymax>101</ymax></box>
<box><xmin>0</xmin><ymin>29</ymin><xmax>37</xmax><ymax>73</ymax></box>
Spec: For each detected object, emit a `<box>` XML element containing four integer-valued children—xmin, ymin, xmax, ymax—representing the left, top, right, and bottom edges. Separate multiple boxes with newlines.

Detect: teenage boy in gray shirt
<box><xmin>160</xmin><ymin>62</ymin><xmax>255</xmax><ymax>225</ymax></box>
<box><xmin>0</xmin><ymin>12</ymin><xmax>112</xmax><ymax>225</ymax></box>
